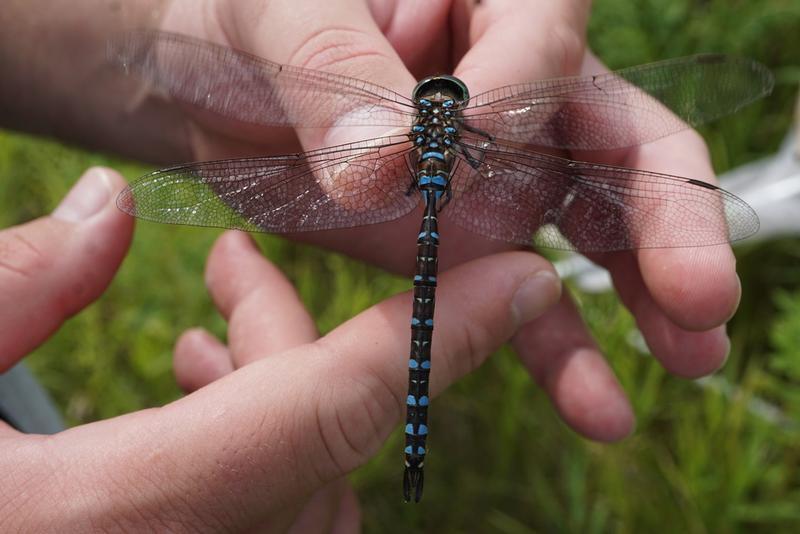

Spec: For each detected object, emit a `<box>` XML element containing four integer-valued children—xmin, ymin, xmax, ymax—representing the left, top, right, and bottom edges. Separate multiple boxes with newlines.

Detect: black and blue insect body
<box><xmin>111</xmin><ymin>31</ymin><xmax>771</xmax><ymax>502</ymax></box>
<box><xmin>403</xmin><ymin>75</ymin><xmax>472</xmax><ymax>500</ymax></box>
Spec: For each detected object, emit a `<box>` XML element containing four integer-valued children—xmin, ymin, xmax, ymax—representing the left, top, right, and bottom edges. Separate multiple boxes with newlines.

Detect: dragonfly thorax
<box><xmin>410</xmin><ymin>75</ymin><xmax>468</xmax><ymax>205</ymax></box>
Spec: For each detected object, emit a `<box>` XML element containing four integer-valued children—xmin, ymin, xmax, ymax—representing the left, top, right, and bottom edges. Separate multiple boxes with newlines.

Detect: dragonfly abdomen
<box><xmin>403</xmin><ymin>188</ymin><xmax>440</xmax><ymax>503</ymax></box>
<box><xmin>403</xmin><ymin>75</ymin><xmax>467</xmax><ymax>503</ymax></box>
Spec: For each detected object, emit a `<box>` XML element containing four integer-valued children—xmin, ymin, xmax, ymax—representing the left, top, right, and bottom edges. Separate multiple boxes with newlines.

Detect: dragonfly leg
<box><xmin>459</xmin><ymin>120</ymin><xmax>495</xmax><ymax>141</ymax></box>
<box><xmin>455</xmin><ymin>143</ymin><xmax>484</xmax><ymax>170</ymax></box>
<box><xmin>405</xmin><ymin>178</ymin><xmax>417</xmax><ymax>197</ymax></box>
<box><xmin>404</xmin><ymin>154</ymin><xmax>418</xmax><ymax>196</ymax></box>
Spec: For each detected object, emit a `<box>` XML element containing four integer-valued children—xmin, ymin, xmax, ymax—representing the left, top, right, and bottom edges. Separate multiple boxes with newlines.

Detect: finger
<box><xmin>0</xmin><ymin>167</ymin><xmax>133</xmax><ymax>372</ymax></box>
<box><xmin>449</xmin><ymin>0</ymin><xmax>479</xmax><ymax>64</ymax></box>
<box><xmin>330</xmin><ymin>483</ymin><xmax>361</xmax><ymax>534</ymax></box>
<box><xmin>303</xmin><ymin>252</ymin><xmax>561</xmax><ymax>480</ymax></box>
<box><xmin>576</xmin><ymin>52</ymin><xmax>741</xmax><ymax>334</ymax></box>
<box><xmin>631</xmin><ymin>139</ymin><xmax>740</xmax><ymax>331</ymax></box>
<box><xmin>163</xmin><ymin>0</ymin><xmax>417</xmax><ymax>152</ymax></box>
<box><xmin>173</xmin><ymin>328</ymin><xmax>234</xmax><ymax>393</ymax></box>
<box><xmin>562</xmin><ymin>52</ymin><xmax>737</xmax><ymax>378</ymax></box>
<box><xmin>326</xmin><ymin>251</ymin><xmax>561</xmax><ymax>394</ymax></box>
<box><xmin>639</xmin><ymin>246</ymin><xmax>740</xmax><ymax>331</ymax></box>
<box><xmin>275</xmin><ymin>251</ymin><xmax>562</xmax><ymax>486</ymax></box>
<box><xmin>455</xmin><ymin>0</ymin><xmax>591</xmax><ymax>93</ymax></box>
<box><xmin>604</xmin><ymin>253</ymin><xmax>730</xmax><ymax>378</ymax></box>
<box><xmin>332</xmin><ymin>251</ymin><xmax>562</xmax><ymax>393</ymax></box>
<box><xmin>284</xmin><ymin>479</ymin><xmax>360</xmax><ymax>534</ymax></box>
<box><xmin>205</xmin><ymin>231</ymin><xmax>317</xmax><ymax>366</ymax></box>
<box><xmin>367</xmin><ymin>0</ymin><xmax>453</xmax><ymax>76</ymax></box>
<box><xmin>234</xmin><ymin>0</ymin><xmax>415</xmax><ymax>150</ymax></box>
<box><xmin>512</xmin><ymin>291</ymin><xmax>635</xmax><ymax>441</ymax></box>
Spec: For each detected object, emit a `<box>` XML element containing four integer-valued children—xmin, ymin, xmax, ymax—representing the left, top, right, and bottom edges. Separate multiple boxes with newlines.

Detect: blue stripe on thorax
<box><xmin>417</xmin><ymin>174</ymin><xmax>448</xmax><ymax>187</ymax></box>
<box><xmin>421</xmin><ymin>151</ymin><xmax>445</xmax><ymax>161</ymax></box>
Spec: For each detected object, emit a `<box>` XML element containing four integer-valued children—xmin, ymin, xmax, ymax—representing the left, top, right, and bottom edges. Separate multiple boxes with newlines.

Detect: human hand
<box><xmin>0</xmin><ymin>167</ymin><xmax>560</xmax><ymax>531</ymax></box>
<box><xmin>151</xmin><ymin>0</ymin><xmax>737</xmax><ymax>443</ymax></box>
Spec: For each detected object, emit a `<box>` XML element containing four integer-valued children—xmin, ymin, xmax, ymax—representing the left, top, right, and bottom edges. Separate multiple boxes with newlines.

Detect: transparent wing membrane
<box><xmin>446</xmin><ymin>137</ymin><xmax>758</xmax><ymax>251</ymax></box>
<box><xmin>118</xmin><ymin>137</ymin><xmax>418</xmax><ymax>232</ymax></box>
<box><xmin>109</xmin><ymin>31</ymin><xmax>417</xmax><ymax>129</ymax></box>
<box><xmin>464</xmin><ymin>54</ymin><xmax>774</xmax><ymax>150</ymax></box>
<box><xmin>113</xmin><ymin>31</ymin><xmax>767</xmax><ymax>250</ymax></box>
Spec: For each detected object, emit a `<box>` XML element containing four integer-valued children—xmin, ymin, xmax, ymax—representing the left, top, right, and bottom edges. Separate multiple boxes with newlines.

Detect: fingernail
<box><xmin>511</xmin><ymin>270</ymin><xmax>561</xmax><ymax>326</ymax></box>
<box><xmin>52</xmin><ymin>168</ymin><xmax>113</xmax><ymax>222</ymax></box>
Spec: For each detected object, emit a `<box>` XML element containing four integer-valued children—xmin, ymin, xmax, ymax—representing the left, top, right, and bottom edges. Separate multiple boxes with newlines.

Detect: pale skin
<box><xmin>0</xmin><ymin>0</ymin><xmax>738</xmax><ymax>531</ymax></box>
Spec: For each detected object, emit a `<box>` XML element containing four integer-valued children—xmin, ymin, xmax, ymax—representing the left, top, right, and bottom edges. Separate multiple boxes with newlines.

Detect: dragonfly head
<box><xmin>412</xmin><ymin>75</ymin><xmax>469</xmax><ymax>105</ymax></box>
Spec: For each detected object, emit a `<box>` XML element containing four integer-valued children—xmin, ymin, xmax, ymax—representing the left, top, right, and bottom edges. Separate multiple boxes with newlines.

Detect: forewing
<box><xmin>464</xmin><ymin>55</ymin><xmax>774</xmax><ymax>151</ymax></box>
<box><xmin>109</xmin><ymin>30</ymin><xmax>417</xmax><ymax>128</ymax></box>
<box><xmin>118</xmin><ymin>136</ymin><xmax>419</xmax><ymax>233</ymax></box>
<box><xmin>446</xmin><ymin>139</ymin><xmax>759</xmax><ymax>252</ymax></box>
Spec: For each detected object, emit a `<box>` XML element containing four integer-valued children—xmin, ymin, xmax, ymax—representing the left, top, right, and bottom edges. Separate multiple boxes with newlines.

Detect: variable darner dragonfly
<box><xmin>110</xmin><ymin>31</ymin><xmax>772</xmax><ymax>503</ymax></box>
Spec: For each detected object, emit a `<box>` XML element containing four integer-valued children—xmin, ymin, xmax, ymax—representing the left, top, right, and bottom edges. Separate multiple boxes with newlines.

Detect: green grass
<box><xmin>2</xmin><ymin>0</ymin><xmax>800</xmax><ymax>531</ymax></box>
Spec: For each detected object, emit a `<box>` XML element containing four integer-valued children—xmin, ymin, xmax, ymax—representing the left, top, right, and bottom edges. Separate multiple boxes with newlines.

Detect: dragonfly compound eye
<box><xmin>412</xmin><ymin>75</ymin><xmax>470</xmax><ymax>104</ymax></box>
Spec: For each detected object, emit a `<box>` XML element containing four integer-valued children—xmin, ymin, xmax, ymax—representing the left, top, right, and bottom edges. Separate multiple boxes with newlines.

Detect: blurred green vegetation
<box><xmin>1</xmin><ymin>0</ymin><xmax>800</xmax><ymax>531</ymax></box>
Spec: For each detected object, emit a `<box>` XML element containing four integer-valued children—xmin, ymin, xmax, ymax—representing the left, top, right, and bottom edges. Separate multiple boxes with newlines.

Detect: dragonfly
<box><xmin>109</xmin><ymin>30</ymin><xmax>772</xmax><ymax>503</ymax></box>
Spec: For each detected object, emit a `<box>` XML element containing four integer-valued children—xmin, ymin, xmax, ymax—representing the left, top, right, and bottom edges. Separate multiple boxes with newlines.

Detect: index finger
<box><xmin>455</xmin><ymin>0</ymin><xmax>591</xmax><ymax>93</ymax></box>
<box><xmin>161</xmin><ymin>0</ymin><xmax>417</xmax><ymax>152</ymax></box>
<box><xmin>204</xmin><ymin>231</ymin><xmax>318</xmax><ymax>365</ymax></box>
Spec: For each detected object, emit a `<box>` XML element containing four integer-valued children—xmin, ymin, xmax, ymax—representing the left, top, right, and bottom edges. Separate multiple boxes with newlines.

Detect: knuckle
<box><xmin>288</xmin><ymin>26</ymin><xmax>392</xmax><ymax>78</ymax></box>
<box><xmin>0</xmin><ymin>228</ymin><xmax>51</xmax><ymax>279</ymax></box>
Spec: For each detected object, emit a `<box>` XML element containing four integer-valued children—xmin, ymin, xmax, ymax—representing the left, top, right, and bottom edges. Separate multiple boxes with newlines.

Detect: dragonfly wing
<box><xmin>109</xmin><ymin>30</ymin><xmax>417</xmax><ymax>128</ymax></box>
<box><xmin>118</xmin><ymin>136</ymin><xmax>419</xmax><ymax>232</ymax></box>
<box><xmin>446</xmin><ymin>139</ymin><xmax>759</xmax><ymax>252</ymax></box>
<box><xmin>464</xmin><ymin>55</ymin><xmax>774</xmax><ymax>151</ymax></box>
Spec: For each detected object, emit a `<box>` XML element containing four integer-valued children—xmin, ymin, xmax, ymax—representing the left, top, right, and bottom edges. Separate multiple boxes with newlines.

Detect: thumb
<box><xmin>456</xmin><ymin>0</ymin><xmax>590</xmax><ymax>94</ymax></box>
<box><xmin>302</xmin><ymin>251</ymin><xmax>561</xmax><ymax>482</ymax></box>
<box><xmin>162</xmin><ymin>0</ymin><xmax>417</xmax><ymax>151</ymax></box>
<box><xmin>0</xmin><ymin>167</ymin><xmax>133</xmax><ymax>371</ymax></box>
